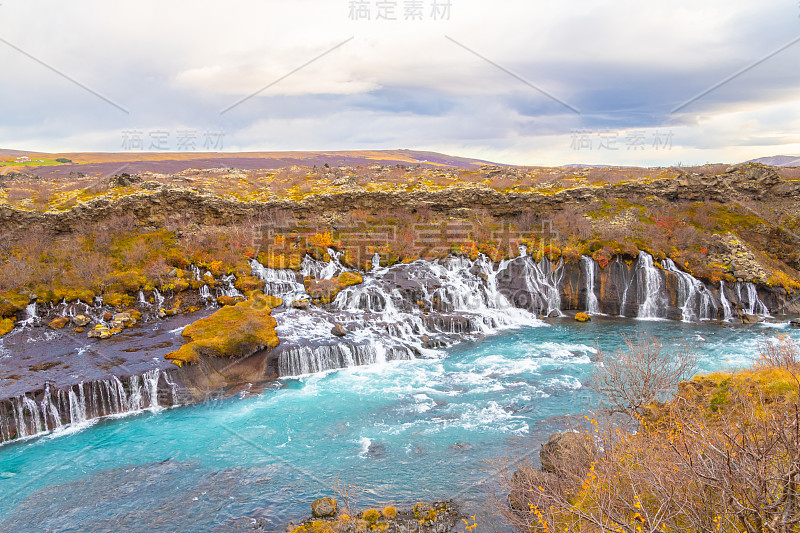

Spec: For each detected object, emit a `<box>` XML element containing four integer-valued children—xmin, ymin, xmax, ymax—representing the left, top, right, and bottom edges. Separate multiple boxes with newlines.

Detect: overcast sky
<box><xmin>1</xmin><ymin>0</ymin><xmax>799</xmax><ymax>166</ymax></box>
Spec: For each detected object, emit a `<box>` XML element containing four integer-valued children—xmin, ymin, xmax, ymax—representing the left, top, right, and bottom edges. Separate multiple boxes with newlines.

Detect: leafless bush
<box><xmin>756</xmin><ymin>334</ymin><xmax>800</xmax><ymax>372</ymax></box>
<box><xmin>590</xmin><ymin>334</ymin><xmax>698</xmax><ymax>416</ymax></box>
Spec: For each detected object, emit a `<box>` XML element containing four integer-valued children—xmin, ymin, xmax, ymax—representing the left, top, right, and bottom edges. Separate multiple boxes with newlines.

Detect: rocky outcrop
<box><xmin>164</xmin><ymin>291</ymin><xmax>281</xmax><ymax>367</ymax></box>
<box><xmin>0</xmin><ymin>164</ymin><xmax>796</xmax><ymax>234</ymax></box>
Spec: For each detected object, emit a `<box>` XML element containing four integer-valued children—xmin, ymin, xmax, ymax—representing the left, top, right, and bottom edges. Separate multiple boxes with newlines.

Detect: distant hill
<box><xmin>746</xmin><ymin>155</ymin><xmax>800</xmax><ymax>167</ymax></box>
<box><xmin>0</xmin><ymin>149</ymin><xmax>501</xmax><ymax>178</ymax></box>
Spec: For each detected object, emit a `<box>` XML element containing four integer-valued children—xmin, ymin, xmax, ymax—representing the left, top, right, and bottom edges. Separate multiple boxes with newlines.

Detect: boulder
<box><xmin>575</xmin><ymin>312</ymin><xmax>591</xmax><ymax>322</ymax></box>
<box><xmin>540</xmin><ymin>432</ymin><xmax>596</xmax><ymax>476</ymax></box>
<box><xmin>789</xmin><ymin>319</ymin><xmax>800</xmax><ymax>328</ymax></box>
<box><xmin>103</xmin><ymin>312</ymin><xmax>113</xmax><ymax>322</ymax></box>
<box><xmin>290</xmin><ymin>299</ymin><xmax>310</xmax><ymax>310</ymax></box>
<box><xmin>87</xmin><ymin>325</ymin><xmax>114</xmax><ymax>339</ymax></box>
<box><xmin>217</xmin><ymin>295</ymin><xmax>238</xmax><ymax>307</ymax></box>
<box><xmin>71</xmin><ymin>315</ymin><xmax>91</xmax><ymax>327</ymax></box>
<box><xmin>310</xmin><ymin>497</ymin><xmax>338</xmax><ymax>518</ymax></box>
<box><xmin>741</xmin><ymin>314</ymin><xmax>764</xmax><ymax>324</ymax></box>
<box><xmin>331</xmin><ymin>323</ymin><xmax>347</xmax><ymax>337</ymax></box>
<box><xmin>48</xmin><ymin>317</ymin><xmax>70</xmax><ymax>330</ymax></box>
<box><xmin>110</xmin><ymin>312</ymin><xmax>136</xmax><ymax>329</ymax></box>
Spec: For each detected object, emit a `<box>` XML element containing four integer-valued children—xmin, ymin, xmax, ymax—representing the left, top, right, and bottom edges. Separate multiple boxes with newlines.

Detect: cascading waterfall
<box><xmin>636</xmin><ymin>252</ymin><xmax>667</xmax><ymax>319</ymax></box>
<box><xmin>735</xmin><ymin>282</ymin><xmax>770</xmax><ymax>317</ymax></box>
<box><xmin>0</xmin><ymin>369</ymin><xmax>176</xmax><ymax>444</ymax></box>
<box><xmin>137</xmin><ymin>290</ymin><xmax>147</xmax><ymax>306</ymax></box>
<box><xmin>219</xmin><ymin>274</ymin><xmax>244</xmax><ymax>298</ymax></box>
<box><xmin>662</xmin><ymin>259</ymin><xmax>717</xmax><ymax>321</ymax></box>
<box><xmin>719</xmin><ymin>280</ymin><xmax>733</xmax><ymax>321</ymax></box>
<box><xmin>581</xmin><ymin>255</ymin><xmax>600</xmax><ymax>314</ymax></box>
<box><xmin>153</xmin><ymin>288</ymin><xmax>165</xmax><ymax>309</ymax></box>
<box><xmin>275</xmin><ymin>253</ymin><xmax>544</xmax><ymax>378</ymax></box>
<box><xmin>199</xmin><ymin>285</ymin><xmax>213</xmax><ymax>301</ymax></box>
<box><xmin>20</xmin><ymin>302</ymin><xmax>39</xmax><ymax>327</ymax></box>
<box><xmin>250</xmin><ymin>260</ymin><xmax>306</xmax><ymax>302</ymax></box>
<box><xmin>517</xmin><ymin>254</ymin><xmax>565</xmax><ymax>317</ymax></box>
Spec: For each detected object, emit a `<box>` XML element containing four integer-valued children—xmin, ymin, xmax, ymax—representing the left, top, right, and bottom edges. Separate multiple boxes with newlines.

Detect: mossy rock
<box><xmin>216</xmin><ymin>295</ymin><xmax>239</xmax><ymax>306</ymax></box>
<box><xmin>165</xmin><ymin>290</ymin><xmax>281</xmax><ymax>366</ymax></box>
<box><xmin>575</xmin><ymin>312</ymin><xmax>591</xmax><ymax>322</ymax></box>
<box><xmin>304</xmin><ymin>272</ymin><xmax>364</xmax><ymax>304</ymax></box>
<box><xmin>48</xmin><ymin>317</ymin><xmax>70</xmax><ymax>329</ymax></box>
<box><xmin>0</xmin><ymin>318</ymin><xmax>14</xmax><ymax>337</ymax></box>
<box><xmin>234</xmin><ymin>275</ymin><xmax>264</xmax><ymax>292</ymax></box>
<box><xmin>0</xmin><ymin>292</ymin><xmax>29</xmax><ymax>317</ymax></box>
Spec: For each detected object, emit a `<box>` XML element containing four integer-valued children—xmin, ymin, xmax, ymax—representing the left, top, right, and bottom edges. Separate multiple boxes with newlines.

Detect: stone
<box><xmin>290</xmin><ymin>299</ymin><xmax>310</xmax><ymax>310</ymax></box>
<box><xmin>741</xmin><ymin>314</ymin><xmax>764</xmax><ymax>324</ymax></box>
<box><xmin>48</xmin><ymin>317</ymin><xmax>69</xmax><ymax>329</ymax></box>
<box><xmin>158</xmin><ymin>308</ymin><xmax>167</xmax><ymax>319</ymax></box>
<box><xmin>310</xmin><ymin>497</ymin><xmax>337</xmax><ymax>518</ymax></box>
<box><xmin>87</xmin><ymin>325</ymin><xmax>114</xmax><ymax>339</ymax></box>
<box><xmin>540</xmin><ymin>432</ymin><xmax>596</xmax><ymax>476</ymax></box>
<box><xmin>449</xmin><ymin>442</ymin><xmax>473</xmax><ymax>452</ymax></box>
<box><xmin>575</xmin><ymin>312</ymin><xmax>591</xmax><ymax>322</ymax></box>
<box><xmin>216</xmin><ymin>295</ymin><xmax>238</xmax><ymax>307</ymax></box>
<box><xmin>110</xmin><ymin>312</ymin><xmax>136</xmax><ymax>329</ymax></box>
<box><xmin>103</xmin><ymin>312</ymin><xmax>113</xmax><ymax>322</ymax></box>
<box><xmin>71</xmin><ymin>315</ymin><xmax>91</xmax><ymax>327</ymax></box>
<box><xmin>331</xmin><ymin>323</ymin><xmax>347</xmax><ymax>337</ymax></box>
<box><xmin>790</xmin><ymin>319</ymin><xmax>800</xmax><ymax>328</ymax></box>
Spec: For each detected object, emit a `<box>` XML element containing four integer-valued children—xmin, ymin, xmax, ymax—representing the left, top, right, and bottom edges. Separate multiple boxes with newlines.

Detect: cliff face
<box><xmin>0</xmin><ymin>164</ymin><xmax>798</xmax><ymax>234</ymax></box>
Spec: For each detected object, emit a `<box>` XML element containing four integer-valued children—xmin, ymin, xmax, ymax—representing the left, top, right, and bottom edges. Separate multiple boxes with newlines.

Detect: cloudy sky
<box><xmin>1</xmin><ymin>0</ymin><xmax>799</xmax><ymax>166</ymax></box>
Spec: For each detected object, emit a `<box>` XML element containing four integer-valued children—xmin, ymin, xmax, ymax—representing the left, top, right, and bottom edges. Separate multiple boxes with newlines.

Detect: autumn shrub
<box><xmin>495</xmin><ymin>335</ymin><xmax>800</xmax><ymax>533</ymax></box>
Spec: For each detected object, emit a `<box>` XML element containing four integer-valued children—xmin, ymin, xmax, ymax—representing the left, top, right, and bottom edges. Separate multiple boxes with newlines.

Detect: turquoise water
<box><xmin>0</xmin><ymin>319</ymin><xmax>797</xmax><ymax>532</ymax></box>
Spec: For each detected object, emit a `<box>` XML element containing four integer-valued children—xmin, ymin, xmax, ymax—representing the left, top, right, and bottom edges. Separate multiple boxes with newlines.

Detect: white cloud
<box><xmin>0</xmin><ymin>0</ymin><xmax>798</xmax><ymax>164</ymax></box>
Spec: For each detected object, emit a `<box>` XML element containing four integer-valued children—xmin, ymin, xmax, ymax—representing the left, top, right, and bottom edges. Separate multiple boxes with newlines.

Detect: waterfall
<box><xmin>153</xmin><ymin>289</ymin><xmax>165</xmax><ymax>309</ymax></box>
<box><xmin>219</xmin><ymin>274</ymin><xmax>244</xmax><ymax>298</ymax></box>
<box><xmin>662</xmin><ymin>259</ymin><xmax>717</xmax><ymax>321</ymax></box>
<box><xmin>636</xmin><ymin>252</ymin><xmax>666</xmax><ymax>319</ymax></box>
<box><xmin>735</xmin><ymin>282</ymin><xmax>770</xmax><ymax>317</ymax></box>
<box><xmin>719</xmin><ymin>280</ymin><xmax>733</xmax><ymax>321</ymax></box>
<box><xmin>190</xmin><ymin>265</ymin><xmax>202</xmax><ymax>281</ymax></box>
<box><xmin>371</xmin><ymin>253</ymin><xmax>382</xmax><ymax>272</ymax></box>
<box><xmin>581</xmin><ymin>256</ymin><xmax>600</xmax><ymax>314</ymax></box>
<box><xmin>250</xmin><ymin>259</ymin><xmax>306</xmax><ymax>302</ymax></box>
<box><xmin>517</xmin><ymin>256</ymin><xmax>564</xmax><ymax>317</ymax></box>
<box><xmin>276</xmin><ymin>342</ymin><xmax>413</xmax><ymax>377</ymax></box>
<box><xmin>0</xmin><ymin>369</ymin><xmax>179</xmax><ymax>444</ymax></box>
<box><xmin>20</xmin><ymin>302</ymin><xmax>39</xmax><ymax>327</ymax></box>
<box><xmin>199</xmin><ymin>285</ymin><xmax>213</xmax><ymax>301</ymax></box>
<box><xmin>137</xmin><ymin>290</ymin><xmax>147</xmax><ymax>306</ymax></box>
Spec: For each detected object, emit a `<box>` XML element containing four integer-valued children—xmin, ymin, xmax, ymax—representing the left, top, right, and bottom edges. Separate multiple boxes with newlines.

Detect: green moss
<box><xmin>0</xmin><ymin>292</ymin><xmax>29</xmax><ymax>317</ymax></box>
<box><xmin>165</xmin><ymin>291</ymin><xmax>281</xmax><ymax>366</ymax></box>
<box><xmin>0</xmin><ymin>318</ymin><xmax>14</xmax><ymax>336</ymax></box>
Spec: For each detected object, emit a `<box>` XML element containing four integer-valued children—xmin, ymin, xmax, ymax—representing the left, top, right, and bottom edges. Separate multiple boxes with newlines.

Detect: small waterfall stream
<box><xmin>0</xmin><ymin>369</ymin><xmax>177</xmax><ymax>444</ymax></box>
<box><xmin>636</xmin><ymin>252</ymin><xmax>667</xmax><ymax>319</ymax></box>
<box><xmin>662</xmin><ymin>259</ymin><xmax>717</xmax><ymax>321</ymax></box>
<box><xmin>581</xmin><ymin>255</ymin><xmax>600</xmax><ymax>314</ymax></box>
